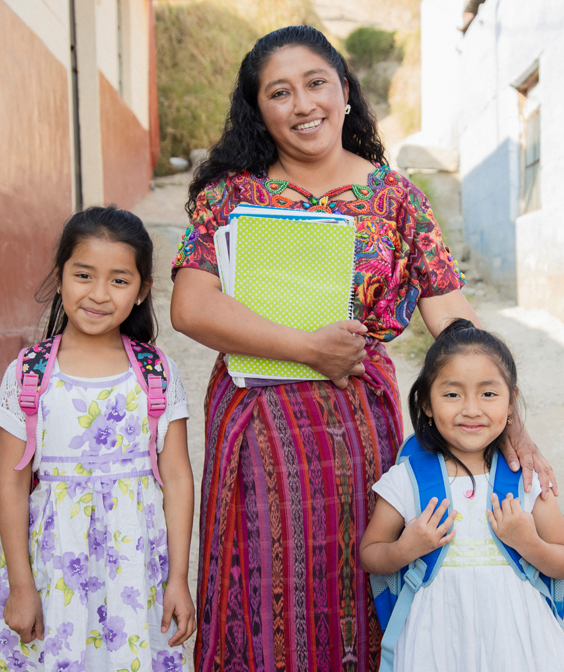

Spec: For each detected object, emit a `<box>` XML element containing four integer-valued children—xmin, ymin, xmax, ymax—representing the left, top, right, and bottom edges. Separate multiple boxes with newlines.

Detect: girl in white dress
<box><xmin>0</xmin><ymin>206</ymin><xmax>196</xmax><ymax>671</ymax></box>
<box><xmin>360</xmin><ymin>318</ymin><xmax>564</xmax><ymax>672</ymax></box>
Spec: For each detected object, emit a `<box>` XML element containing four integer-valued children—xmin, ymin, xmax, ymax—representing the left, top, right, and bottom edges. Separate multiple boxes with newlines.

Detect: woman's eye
<box><xmin>271</xmin><ymin>90</ymin><xmax>287</xmax><ymax>99</ymax></box>
<box><xmin>113</xmin><ymin>278</ymin><xmax>128</xmax><ymax>285</ymax></box>
<box><xmin>483</xmin><ymin>391</ymin><xmax>497</xmax><ymax>398</ymax></box>
<box><xmin>76</xmin><ymin>273</ymin><xmax>90</xmax><ymax>280</ymax></box>
<box><xmin>311</xmin><ymin>79</ymin><xmax>326</xmax><ymax>87</ymax></box>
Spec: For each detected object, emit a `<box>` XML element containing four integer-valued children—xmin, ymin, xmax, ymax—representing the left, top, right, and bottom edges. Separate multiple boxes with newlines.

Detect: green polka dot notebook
<box><xmin>215</xmin><ymin>205</ymin><xmax>356</xmax><ymax>386</ymax></box>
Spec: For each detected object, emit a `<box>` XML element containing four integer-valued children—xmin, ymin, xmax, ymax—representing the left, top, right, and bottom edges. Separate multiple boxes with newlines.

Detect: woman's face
<box><xmin>257</xmin><ymin>45</ymin><xmax>349</xmax><ymax>164</ymax></box>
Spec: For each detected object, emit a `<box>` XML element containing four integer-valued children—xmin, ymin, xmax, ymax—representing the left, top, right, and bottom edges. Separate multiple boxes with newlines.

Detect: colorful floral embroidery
<box><xmin>172</xmin><ymin>164</ymin><xmax>464</xmax><ymax>341</ymax></box>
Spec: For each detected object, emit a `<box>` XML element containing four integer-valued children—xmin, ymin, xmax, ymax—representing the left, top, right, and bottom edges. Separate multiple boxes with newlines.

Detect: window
<box><xmin>518</xmin><ymin>71</ymin><xmax>541</xmax><ymax>214</ymax></box>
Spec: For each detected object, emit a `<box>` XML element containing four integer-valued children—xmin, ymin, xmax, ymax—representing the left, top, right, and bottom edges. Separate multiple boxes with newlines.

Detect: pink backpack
<box><xmin>16</xmin><ymin>334</ymin><xmax>169</xmax><ymax>485</ymax></box>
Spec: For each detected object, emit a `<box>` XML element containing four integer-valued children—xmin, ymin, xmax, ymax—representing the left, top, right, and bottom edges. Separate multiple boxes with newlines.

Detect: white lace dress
<box><xmin>374</xmin><ymin>463</ymin><xmax>564</xmax><ymax>672</ymax></box>
<box><xmin>0</xmin><ymin>356</ymin><xmax>190</xmax><ymax>672</ymax></box>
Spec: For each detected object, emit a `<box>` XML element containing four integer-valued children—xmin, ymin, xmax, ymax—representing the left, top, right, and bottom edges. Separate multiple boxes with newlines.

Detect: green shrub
<box><xmin>345</xmin><ymin>27</ymin><xmax>398</xmax><ymax>68</ymax></box>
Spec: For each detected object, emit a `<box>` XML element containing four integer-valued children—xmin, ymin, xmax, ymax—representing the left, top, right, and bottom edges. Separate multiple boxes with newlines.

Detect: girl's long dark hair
<box><xmin>186</xmin><ymin>24</ymin><xmax>386</xmax><ymax>217</ymax></box>
<box><xmin>408</xmin><ymin>319</ymin><xmax>518</xmax><ymax>488</ymax></box>
<box><xmin>37</xmin><ymin>206</ymin><xmax>157</xmax><ymax>344</ymax></box>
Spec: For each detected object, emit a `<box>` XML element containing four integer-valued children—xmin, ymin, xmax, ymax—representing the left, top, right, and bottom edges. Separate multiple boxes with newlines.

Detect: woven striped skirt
<box><xmin>195</xmin><ymin>344</ymin><xmax>403</xmax><ymax>672</ymax></box>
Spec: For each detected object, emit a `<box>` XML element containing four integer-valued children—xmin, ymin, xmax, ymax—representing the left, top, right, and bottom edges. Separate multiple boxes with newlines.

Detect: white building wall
<box><xmin>420</xmin><ymin>0</ymin><xmax>564</xmax><ymax>311</ymax></box>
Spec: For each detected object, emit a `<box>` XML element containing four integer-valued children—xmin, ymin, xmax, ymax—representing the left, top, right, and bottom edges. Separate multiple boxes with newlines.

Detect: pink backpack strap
<box><xmin>15</xmin><ymin>334</ymin><xmax>62</xmax><ymax>472</ymax></box>
<box><xmin>121</xmin><ymin>335</ymin><xmax>168</xmax><ymax>486</ymax></box>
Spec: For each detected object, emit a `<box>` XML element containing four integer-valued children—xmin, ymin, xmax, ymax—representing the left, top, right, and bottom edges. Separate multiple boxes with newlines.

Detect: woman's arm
<box><xmin>418</xmin><ymin>289</ymin><xmax>557</xmax><ymax>498</ymax></box>
<box><xmin>487</xmin><ymin>491</ymin><xmax>564</xmax><ymax>579</ymax></box>
<box><xmin>359</xmin><ymin>496</ymin><xmax>457</xmax><ymax>575</ymax></box>
<box><xmin>0</xmin><ymin>428</ymin><xmax>44</xmax><ymax>642</ymax></box>
<box><xmin>171</xmin><ymin>267</ymin><xmax>368</xmax><ymax>389</ymax></box>
<box><xmin>159</xmin><ymin>418</ymin><xmax>196</xmax><ymax>645</ymax></box>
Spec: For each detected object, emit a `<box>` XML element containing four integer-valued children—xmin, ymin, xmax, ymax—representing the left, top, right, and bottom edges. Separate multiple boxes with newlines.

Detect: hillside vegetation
<box><xmin>154</xmin><ymin>0</ymin><xmax>323</xmax><ymax>175</ymax></box>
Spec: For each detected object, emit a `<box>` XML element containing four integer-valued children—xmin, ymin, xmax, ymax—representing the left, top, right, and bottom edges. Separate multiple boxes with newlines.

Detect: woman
<box><xmin>171</xmin><ymin>26</ymin><xmax>553</xmax><ymax>672</ymax></box>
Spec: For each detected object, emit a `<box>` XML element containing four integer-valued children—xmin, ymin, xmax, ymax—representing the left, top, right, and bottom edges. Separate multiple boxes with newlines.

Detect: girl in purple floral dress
<box><xmin>0</xmin><ymin>207</ymin><xmax>196</xmax><ymax>671</ymax></box>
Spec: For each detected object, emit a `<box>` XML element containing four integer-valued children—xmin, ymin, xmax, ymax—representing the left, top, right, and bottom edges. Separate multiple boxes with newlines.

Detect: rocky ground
<box><xmin>133</xmin><ymin>170</ymin><xmax>564</xmax><ymax>662</ymax></box>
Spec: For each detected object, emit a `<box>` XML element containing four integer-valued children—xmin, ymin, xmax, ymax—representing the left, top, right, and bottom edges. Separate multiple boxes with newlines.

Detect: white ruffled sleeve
<box><xmin>156</xmin><ymin>355</ymin><xmax>189</xmax><ymax>453</ymax></box>
<box><xmin>372</xmin><ymin>462</ymin><xmax>417</xmax><ymax>524</ymax></box>
<box><xmin>0</xmin><ymin>360</ymin><xmax>26</xmax><ymax>441</ymax></box>
<box><xmin>523</xmin><ymin>470</ymin><xmax>542</xmax><ymax>513</ymax></box>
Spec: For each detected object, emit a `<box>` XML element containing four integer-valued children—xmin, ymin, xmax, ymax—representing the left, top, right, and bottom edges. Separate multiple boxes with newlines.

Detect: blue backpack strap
<box><xmin>489</xmin><ymin>452</ymin><xmax>564</xmax><ymax>624</ymax></box>
<box><xmin>121</xmin><ymin>335</ymin><xmax>169</xmax><ymax>486</ymax></box>
<box><xmin>378</xmin><ymin>447</ymin><xmax>454</xmax><ymax>671</ymax></box>
<box><xmin>395</xmin><ymin>433</ymin><xmax>423</xmax><ymax>464</ymax></box>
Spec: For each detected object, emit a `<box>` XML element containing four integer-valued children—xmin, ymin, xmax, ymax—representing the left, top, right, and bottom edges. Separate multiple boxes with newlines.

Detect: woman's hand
<box><xmin>3</xmin><ymin>584</ymin><xmax>44</xmax><ymax>643</ymax></box>
<box><xmin>161</xmin><ymin>579</ymin><xmax>196</xmax><ymax>646</ymax></box>
<box><xmin>397</xmin><ymin>497</ymin><xmax>458</xmax><ymax>561</ymax></box>
<box><xmin>304</xmin><ymin>320</ymin><xmax>368</xmax><ymax>389</ymax></box>
<box><xmin>501</xmin><ymin>415</ymin><xmax>558</xmax><ymax>500</ymax></box>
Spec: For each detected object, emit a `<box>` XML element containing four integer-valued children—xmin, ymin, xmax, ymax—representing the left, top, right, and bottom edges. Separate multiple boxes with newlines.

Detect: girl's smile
<box><xmin>60</xmin><ymin>237</ymin><xmax>147</xmax><ymax>339</ymax></box>
<box><xmin>427</xmin><ymin>352</ymin><xmax>513</xmax><ymax>470</ymax></box>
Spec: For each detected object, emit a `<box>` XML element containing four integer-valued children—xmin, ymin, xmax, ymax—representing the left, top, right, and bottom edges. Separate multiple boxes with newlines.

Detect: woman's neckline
<box><xmin>257</xmin><ymin>162</ymin><xmax>390</xmax><ymax>209</ymax></box>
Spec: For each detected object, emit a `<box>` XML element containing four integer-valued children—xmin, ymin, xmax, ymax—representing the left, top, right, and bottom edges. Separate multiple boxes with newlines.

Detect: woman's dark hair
<box><xmin>408</xmin><ymin>319</ymin><xmax>518</xmax><ymax>488</ymax></box>
<box><xmin>186</xmin><ymin>24</ymin><xmax>386</xmax><ymax>217</ymax></box>
<box><xmin>37</xmin><ymin>205</ymin><xmax>157</xmax><ymax>344</ymax></box>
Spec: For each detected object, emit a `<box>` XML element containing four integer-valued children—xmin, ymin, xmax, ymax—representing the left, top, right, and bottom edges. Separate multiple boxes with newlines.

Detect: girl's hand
<box><xmin>3</xmin><ymin>585</ymin><xmax>44</xmax><ymax>643</ymax></box>
<box><xmin>398</xmin><ymin>497</ymin><xmax>457</xmax><ymax>560</ymax></box>
<box><xmin>161</xmin><ymin>580</ymin><xmax>196</xmax><ymax>646</ymax></box>
<box><xmin>305</xmin><ymin>320</ymin><xmax>368</xmax><ymax>389</ymax></box>
<box><xmin>487</xmin><ymin>492</ymin><xmax>539</xmax><ymax>554</ymax></box>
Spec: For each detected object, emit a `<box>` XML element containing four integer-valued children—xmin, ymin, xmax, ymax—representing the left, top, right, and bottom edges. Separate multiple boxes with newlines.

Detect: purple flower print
<box><xmin>40</xmin><ymin>531</ymin><xmax>56</xmax><ymax>563</ymax></box>
<box><xmin>0</xmin><ymin>627</ymin><xmax>19</xmax><ymax>654</ymax></box>
<box><xmin>145</xmin><ymin>503</ymin><xmax>156</xmax><ymax>529</ymax></box>
<box><xmin>29</xmin><ymin>504</ymin><xmax>40</xmax><ymax>529</ymax></box>
<box><xmin>44</xmin><ymin>635</ymin><xmax>63</xmax><ymax>656</ymax></box>
<box><xmin>6</xmin><ymin>651</ymin><xmax>27</xmax><ymax>669</ymax></box>
<box><xmin>39</xmin><ymin>651</ymin><xmax>45</xmax><ymax>663</ymax></box>
<box><xmin>136</xmin><ymin>536</ymin><xmax>145</xmax><ymax>552</ymax></box>
<box><xmin>102</xmin><ymin>615</ymin><xmax>127</xmax><ymax>652</ymax></box>
<box><xmin>83</xmin><ymin>415</ymin><xmax>117</xmax><ymax>452</ymax></box>
<box><xmin>121</xmin><ymin>586</ymin><xmax>143</xmax><ymax>613</ymax></box>
<box><xmin>57</xmin><ymin>622</ymin><xmax>74</xmax><ymax>641</ymax></box>
<box><xmin>51</xmin><ymin>658</ymin><xmax>82</xmax><ymax>672</ymax></box>
<box><xmin>105</xmin><ymin>394</ymin><xmax>127</xmax><ymax>423</ymax></box>
<box><xmin>158</xmin><ymin>553</ymin><xmax>169</xmax><ymax>579</ymax></box>
<box><xmin>149</xmin><ymin>528</ymin><xmax>166</xmax><ymax>555</ymax></box>
<box><xmin>88</xmin><ymin>527</ymin><xmax>107</xmax><ymax>562</ymax></box>
<box><xmin>97</xmin><ymin>604</ymin><xmax>107</xmax><ymax>624</ymax></box>
<box><xmin>61</xmin><ymin>551</ymin><xmax>89</xmax><ymax>591</ymax></box>
<box><xmin>43</xmin><ymin>501</ymin><xmax>56</xmax><ymax>532</ymax></box>
<box><xmin>123</xmin><ymin>414</ymin><xmax>141</xmax><ymax>440</ymax></box>
<box><xmin>148</xmin><ymin>557</ymin><xmax>161</xmax><ymax>583</ymax></box>
<box><xmin>105</xmin><ymin>547</ymin><xmax>127</xmax><ymax>580</ymax></box>
<box><xmin>78</xmin><ymin>576</ymin><xmax>102</xmax><ymax>605</ymax></box>
<box><xmin>153</xmin><ymin>650</ymin><xmax>184</xmax><ymax>672</ymax></box>
<box><xmin>0</xmin><ymin>581</ymin><xmax>10</xmax><ymax>609</ymax></box>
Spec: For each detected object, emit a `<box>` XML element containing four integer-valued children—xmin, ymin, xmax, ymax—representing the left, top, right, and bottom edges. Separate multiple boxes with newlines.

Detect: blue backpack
<box><xmin>371</xmin><ymin>434</ymin><xmax>564</xmax><ymax>672</ymax></box>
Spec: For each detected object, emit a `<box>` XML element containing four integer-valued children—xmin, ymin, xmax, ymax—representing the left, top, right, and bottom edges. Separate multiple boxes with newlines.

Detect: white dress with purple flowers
<box><xmin>0</xmin><ymin>356</ymin><xmax>190</xmax><ymax>672</ymax></box>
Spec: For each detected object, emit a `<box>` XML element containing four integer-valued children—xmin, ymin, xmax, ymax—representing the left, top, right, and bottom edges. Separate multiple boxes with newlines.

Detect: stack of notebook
<box><xmin>215</xmin><ymin>204</ymin><xmax>356</xmax><ymax>388</ymax></box>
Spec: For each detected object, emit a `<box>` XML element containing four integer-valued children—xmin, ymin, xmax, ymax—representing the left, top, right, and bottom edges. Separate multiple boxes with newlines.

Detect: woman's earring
<box><xmin>57</xmin><ymin>287</ymin><xmax>61</xmax><ymax>295</ymax></box>
<box><xmin>344</xmin><ymin>104</ymin><xmax>351</xmax><ymax>115</ymax></box>
<box><xmin>137</xmin><ymin>299</ymin><xmax>141</xmax><ymax>306</ymax></box>
<box><xmin>507</xmin><ymin>414</ymin><xmax>513</xmax><ymax>425</ymax></box>
<box><xmin>428</xmin><ymin>417</ymin><xmax>433</xmax><ymax>426</ymax></box>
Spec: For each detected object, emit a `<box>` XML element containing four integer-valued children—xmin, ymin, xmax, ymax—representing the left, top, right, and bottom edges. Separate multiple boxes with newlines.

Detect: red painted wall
<box><xmin>100</xmin><ymin>72</ymin><xmax>152</xmax><ymax>210</ymax></box>
<box><xmin>0</xmin><ymin>1</ymin><xmax>73</xmax><ymax>375</ymax></box>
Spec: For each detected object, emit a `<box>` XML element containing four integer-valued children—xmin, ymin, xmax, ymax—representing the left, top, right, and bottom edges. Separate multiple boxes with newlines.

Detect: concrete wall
<box><xmin>0</xmin><ymin>0</ymin><xmax>73</xmax><ymax>369</ymax></box>
<box><xmin>0</xmin><ymin>0</ymin><xmax>157</xmax><ymax>374</ymax></box>
<box><xmin>419</xmin><ymin>0</ymin><xmax>564</xmax><ymax>311</ymax></box>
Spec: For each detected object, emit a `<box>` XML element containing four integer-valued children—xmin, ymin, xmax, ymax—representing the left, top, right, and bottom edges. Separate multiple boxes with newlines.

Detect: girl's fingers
<box><xmin>437</xmin><ymin>509</ymin><xmax>458</xmax><ymax>535</ymax></box>
<box><xmin>168</xmin><ymin>612</ymin><xmax>189</xmax><ymax>647</ymax></box>
<box><xmin>161</xmin><ymin>604</ymin><xmax>173</xmax><ymax>633</ymax></box>
<box><xmin>420</xmin><ymin>497</ymin><xmax>440</xmax><ymax>523</ymax></box>
<box><xmin>35</xmin><ymin>615</ymin><xmax>45</xmax><ymax>641</ymax></box>
<box><xmin>430</xmin><ymin>498</ymin><xmax>450</xmax><ymax>524</ymax></box>
<box><xmin>501</xmin><ymin>493</ymin><xmax>514</xmax><ymax>514</ymax></box>
<box><xmin>438</xmin><ymin>528</ymin><xmax>456</xmax><ymax>546</ymax></box>
<box><xmin>510</xmin><ymin>497</ymin><xmax>522</xmax><ymax>514</ymax></box>
<box><xmin>490</xmin><ymin>493</ymin><xmax>503</xmax><ymax>521</ymax></box>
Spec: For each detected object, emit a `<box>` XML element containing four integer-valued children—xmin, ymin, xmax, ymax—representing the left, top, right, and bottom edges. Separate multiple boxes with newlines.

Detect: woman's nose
<box><xmin>293</xmin><ymin>87</ymin><xmax>316</xmax><ymax>115</ymax></box>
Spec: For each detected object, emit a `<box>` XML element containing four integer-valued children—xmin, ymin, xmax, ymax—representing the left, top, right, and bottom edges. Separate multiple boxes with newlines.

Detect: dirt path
<box><xmin>133</xmin><ymin>172</ymin><xmax>564</xmax><ymax>662</ymax></box>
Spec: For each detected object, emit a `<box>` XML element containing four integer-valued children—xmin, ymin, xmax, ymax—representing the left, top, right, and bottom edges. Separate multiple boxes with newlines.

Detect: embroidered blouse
<box><xmin>172</xmin><ymin>165</ymin><xmax>464</xmax><ymax>341</ymax></box>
